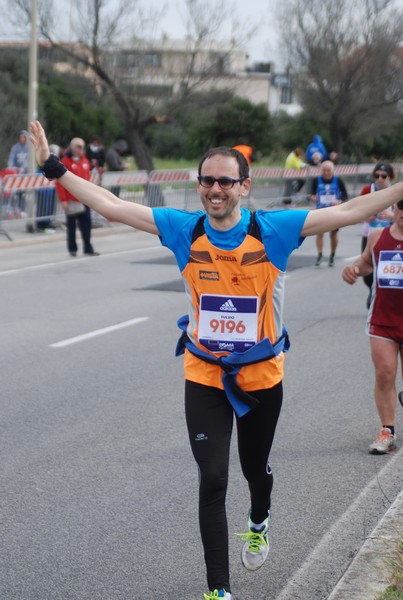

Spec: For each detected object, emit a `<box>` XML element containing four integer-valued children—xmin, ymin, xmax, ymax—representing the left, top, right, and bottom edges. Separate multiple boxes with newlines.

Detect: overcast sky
<box><xmin>0</xmin><ymin>0</ymin><xmax>282</xmax><ymax>66</ymax></box>
<box><xmin>154</xmin><ymin>0</ymin><xmax>282</xmax><ymax>66</ymax></box>
<box><xmin>153</xmin><ymin>0</ymin><xmax>403</xmax><ymax>68</ymax></box>
<box><xmin>1</xmin><ymin>0</ymin><xmax>402</xmax><ymax>71</ymax></box>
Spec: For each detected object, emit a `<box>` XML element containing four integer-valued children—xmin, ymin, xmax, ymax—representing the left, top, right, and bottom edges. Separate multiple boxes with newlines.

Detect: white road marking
<box><xmin>50</xmin><ymin>317</ymin><xmax>149</xmax><ymax>348</ymax></box>
<box><xmin>0</xmin><ymin>245</ymin><xmax>163</xmax><ymax>277</ymax></box>
<box><xmin>343</xmin><ymin>254</ymin><xmax>361</xmax><ymax>263</ymax></box>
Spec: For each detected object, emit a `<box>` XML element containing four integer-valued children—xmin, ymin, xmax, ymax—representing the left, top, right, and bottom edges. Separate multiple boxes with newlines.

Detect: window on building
<box><xmin>143</xmin><ymin>53</ymin><xmax>161</xmax><ymax>69</ymax></box>
<box><xmin>134</xmin><ymin>83</ymin><xmax>173</xmax><ymax>98</ymax></box>
<box><xmin>112</xmin><ymin>51</ymin><xmax>161</xmax><ymax>72</ymax></box>
<box><xmin>280</xmin><ymin>85</ymin><xmax>292</xmax><ymax>104</ymax></box>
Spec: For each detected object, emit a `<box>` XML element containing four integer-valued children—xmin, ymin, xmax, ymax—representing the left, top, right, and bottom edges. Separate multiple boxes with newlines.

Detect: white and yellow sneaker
<box><xmin>238</xmin><ymin>513</ymin><xmax>270</xmax><ymax>571</ymax></box>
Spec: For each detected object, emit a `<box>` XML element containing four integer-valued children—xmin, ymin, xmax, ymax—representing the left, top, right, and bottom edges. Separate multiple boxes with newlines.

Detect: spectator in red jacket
<box><xmin>55</xmin><ymin>138</ymin><xmax>99</xmax><ymax>257</ymax></box>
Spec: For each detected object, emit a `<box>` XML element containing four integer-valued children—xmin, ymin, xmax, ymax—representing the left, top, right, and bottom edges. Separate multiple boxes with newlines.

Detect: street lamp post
<box><xmin>27</xmin><ymin>0</ymin><xmax>38</xmax><ymax>232</ymax></box>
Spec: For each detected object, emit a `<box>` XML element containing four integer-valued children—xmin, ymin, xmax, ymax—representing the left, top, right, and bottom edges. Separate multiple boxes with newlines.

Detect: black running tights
<box><xmin>185</xmin><ymin>379</ymin><xmax>283</xmax><ymax>592</ymax></box>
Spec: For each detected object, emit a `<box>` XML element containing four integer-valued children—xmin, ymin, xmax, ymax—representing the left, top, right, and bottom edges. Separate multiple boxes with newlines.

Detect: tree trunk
<box><xmin>329</xmin><ymin>117</ymin><xmax>344</xmax><ymax>162</ymax></box>
<box><xmin>128</xmin><ymin>126</ymin><xmax>155</xmax><ymax>172</ymax></box>
<box><xmin>126</xmin><ymin>123</ymin><xmax>165</xmax><ymax>206</ymax></box>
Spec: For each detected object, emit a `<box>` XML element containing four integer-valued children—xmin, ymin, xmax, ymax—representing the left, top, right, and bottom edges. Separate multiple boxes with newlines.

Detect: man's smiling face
<box><xmin>197</xmin><ymin>154</ymin><xmax>250</xmax><ymax>230</ymax></box>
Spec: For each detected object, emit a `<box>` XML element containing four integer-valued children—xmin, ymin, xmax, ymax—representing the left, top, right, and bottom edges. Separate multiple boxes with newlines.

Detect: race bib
<box><xmin>377</xmin><ymin>251</ymin><xmax>403</xmax><ymax>289</ymax></box>
<box><xmin>318</xmin><ymin>194</ymin><xmax>336</xmax><ymax>208</ymax></box>
<box><xmin>198</xmin><ymin>294</ymin><xmax>258</xmax><ymax>353</ymax></box>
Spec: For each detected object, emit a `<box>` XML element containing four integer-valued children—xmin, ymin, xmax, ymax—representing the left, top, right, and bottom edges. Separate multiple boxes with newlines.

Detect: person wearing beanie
<box><xmin>360</xmin><ymin>161</ymin><xmax>395</xmax><ymax>307</ymax></box>
<box><xmin>372</xmin><ymin>162</ymin><xmax>394</xmax><ymax>180</ymax></box>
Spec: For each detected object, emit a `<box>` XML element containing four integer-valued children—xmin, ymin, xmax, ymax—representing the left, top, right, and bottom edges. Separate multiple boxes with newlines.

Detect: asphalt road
<box><xmin>0</xmin><ymin>222</ymin><xmax>402</xmax><ymax>600</ymax></box>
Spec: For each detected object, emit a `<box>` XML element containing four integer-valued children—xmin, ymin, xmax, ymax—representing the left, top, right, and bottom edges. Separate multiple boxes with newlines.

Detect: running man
<box><xmin>29</xmin><ymin>121</ymin><xmax>403</xmax><ymax>600</ymax></box>
<box><xmin>342</xmin><ymin>200</ymin><xmax>403</xmax><ymax>454</ymax></box>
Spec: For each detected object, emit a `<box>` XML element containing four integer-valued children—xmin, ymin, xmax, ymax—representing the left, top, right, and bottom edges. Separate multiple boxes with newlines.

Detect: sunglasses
<box><xmin>374</xmin><ymin>173</ymin><xmax>388</xmax><ymax>180</ymax></box>
<box><xmin>397</xmin><ymin>200</ymin><xmax>403</xmax><ymax>210</ymax></box>
<box><xmin>197</xmin><ymin>175</ymin><xmax>246</xmax><ymax>190</ymax></box>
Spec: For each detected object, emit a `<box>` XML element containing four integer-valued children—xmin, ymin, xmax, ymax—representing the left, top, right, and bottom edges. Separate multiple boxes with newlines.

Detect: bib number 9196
<box><xmin>210</xmin><ymin>318</ymin><xmax>246</xmax><ymax>334</ymax></box>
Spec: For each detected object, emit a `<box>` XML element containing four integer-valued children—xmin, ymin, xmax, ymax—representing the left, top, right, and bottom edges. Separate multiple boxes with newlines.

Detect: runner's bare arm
<box><xmin>341</xmin><ymin>228</ymin><xmax>381</xmax><ymax>284</ymax></box>
<box><xmin>301</xmin><ymin>182</ymin><xmax>403</xmax><ymax>237</ymax></box>
<box><xmin>29</xmin><ymin>121</ymin><xmax>159</xmax><ymax>235</ymax></box>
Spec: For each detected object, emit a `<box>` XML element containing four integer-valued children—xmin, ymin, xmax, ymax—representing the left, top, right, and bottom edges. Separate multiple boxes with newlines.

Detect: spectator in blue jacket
<box><xmin>7</xmin><ymin>130</ymin><xmax>29</xmax><ymax>173</ymax></box>
<box><xmin>306</xmin><ymin>135</ymin><xmax>328</xmax><ymax>166</ymax></box>
<box><xmin>7</xmin><ymin>129</ymin><xmax>29</xmax><ymax>214</ymax></box>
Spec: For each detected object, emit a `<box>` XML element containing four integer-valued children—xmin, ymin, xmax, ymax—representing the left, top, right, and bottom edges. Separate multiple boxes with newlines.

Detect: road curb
<box><xmin>327</xmin><ymin>489</ymin><xmax>403</xmax><ymax>599</ymax></box>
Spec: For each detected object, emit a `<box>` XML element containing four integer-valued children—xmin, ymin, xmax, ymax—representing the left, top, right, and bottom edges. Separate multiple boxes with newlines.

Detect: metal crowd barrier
<box><xmin>248</xmin><ymin>164</ymin><xmax>403</xmax><ymax>209</ymax></box>
<box><xmin>1</xmin><ymin>163</ymin><xmax>402</xmax><ymax>240</ymax></box>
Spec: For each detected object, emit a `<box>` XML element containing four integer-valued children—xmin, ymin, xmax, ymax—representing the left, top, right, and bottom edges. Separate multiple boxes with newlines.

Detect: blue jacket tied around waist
<box><xmin>175</xmin><ymin>315</ymin><xmax>290</xmax><ymax>418</ymax></box>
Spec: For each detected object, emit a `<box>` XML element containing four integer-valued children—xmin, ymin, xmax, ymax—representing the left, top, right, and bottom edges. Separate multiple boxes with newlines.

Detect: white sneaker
<box><xmin>238</xmin><ymin>513</ymin><xmax>270</xmax><ymax>571</ymax></box>
<box><xmin>369</xmin><ymin>428</ymin><xmax>396</xmax><ymax>454</ymax></box>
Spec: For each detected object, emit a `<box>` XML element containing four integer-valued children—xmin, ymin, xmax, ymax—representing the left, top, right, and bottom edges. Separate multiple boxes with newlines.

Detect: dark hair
<box><xmin>372</xmin><ymin>161</ymin><xmax>395</xmax><ymax>180</ymax></box>
<box><xmin>198</xmin><ymin>147</ymin><xmax>250</xmax><ymax>179</ymax></box>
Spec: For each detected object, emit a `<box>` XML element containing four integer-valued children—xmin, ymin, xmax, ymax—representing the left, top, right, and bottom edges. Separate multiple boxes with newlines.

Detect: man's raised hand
<box><xmin>29</xmin><ymin>121</ymin><xmax>50</xmax><ymax>167</ymax></box>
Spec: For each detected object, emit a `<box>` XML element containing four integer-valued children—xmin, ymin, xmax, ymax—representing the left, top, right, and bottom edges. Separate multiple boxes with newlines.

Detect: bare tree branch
<box><xmin>10</xmin><ymin>0</ymin><xmax>260</xmax><ymax>170</ymax></box>
<box><xmin>276</xmin><ymin>0</ymin><xmax>403</xmax><ymax>156</ymax></box>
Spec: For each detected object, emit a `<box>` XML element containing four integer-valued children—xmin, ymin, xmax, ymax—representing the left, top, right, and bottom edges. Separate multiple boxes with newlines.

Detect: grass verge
<box><xmin>376</xmin><ymin>536</ymin><xmax>403</xmax><ymax>600</ymax></box>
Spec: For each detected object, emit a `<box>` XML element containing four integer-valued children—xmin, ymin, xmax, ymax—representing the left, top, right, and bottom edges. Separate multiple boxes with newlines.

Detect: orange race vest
<box><xmin>182</xmin><ymin>215</ymin><xmax>286</xmax><ymax>391</ymax></box>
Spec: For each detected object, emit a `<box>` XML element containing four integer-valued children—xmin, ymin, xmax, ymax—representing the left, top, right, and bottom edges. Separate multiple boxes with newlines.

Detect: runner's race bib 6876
<box><xmin>377</xmin><ymin>251</ymin><xmax>403</xmax><ymax>289</ymax></box>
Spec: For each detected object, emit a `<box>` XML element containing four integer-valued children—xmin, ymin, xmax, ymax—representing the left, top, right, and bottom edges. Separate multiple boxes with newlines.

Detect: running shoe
<box><xmin>369</xmin><ymin>428</ymin><xmax>397</xmax><ymax>454</ymax></box>
<box><xmin>315</xmin><ymin>254</ymin><xmax>323</xmax><ymax>266</ymax></box>
<box><xmin>328</xmin><ymin>254</ymin><xmax>335</xmax><ymax>267</ymax></box>
<box><xmin>203</xmin><ymin>590</ymin><xmax>231</xmax><ymax>600</ymax></box>
<box><xmin>237</xmin><ymin>513</ymin><xmax>270</xmax><ymax>571</ymax></box>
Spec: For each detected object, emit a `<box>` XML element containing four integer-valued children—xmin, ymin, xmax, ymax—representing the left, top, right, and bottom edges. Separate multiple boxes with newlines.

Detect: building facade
<box><xmin>0</xmin><ymin>38</ymin><xmax>301</xmax><ymax>114</ymax></box>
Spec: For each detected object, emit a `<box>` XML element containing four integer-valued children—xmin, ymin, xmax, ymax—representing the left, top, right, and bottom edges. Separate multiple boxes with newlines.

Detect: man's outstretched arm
<box><xmin>29</xmin><ymin>121</ymin><xmax>159</xmax><ymax>235</ymax></box>
<box><xmin>301</xmin><ymin>182</ymin><xmax>403</xmax><ymax>237</ymax></box>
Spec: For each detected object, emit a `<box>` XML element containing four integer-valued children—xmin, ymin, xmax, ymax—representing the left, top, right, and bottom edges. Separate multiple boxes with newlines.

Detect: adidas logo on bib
<box><xmin>220</xmin><ymin>299</ymin><xmax>237</xmax><ymax>311</ymax></box>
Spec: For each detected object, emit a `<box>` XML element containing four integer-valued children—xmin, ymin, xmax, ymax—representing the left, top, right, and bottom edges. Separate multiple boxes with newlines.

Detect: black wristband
<box><xmin>40</xmin><ymin>153</ymin><xmax>68</xmax><ymax>180</ymax></box>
